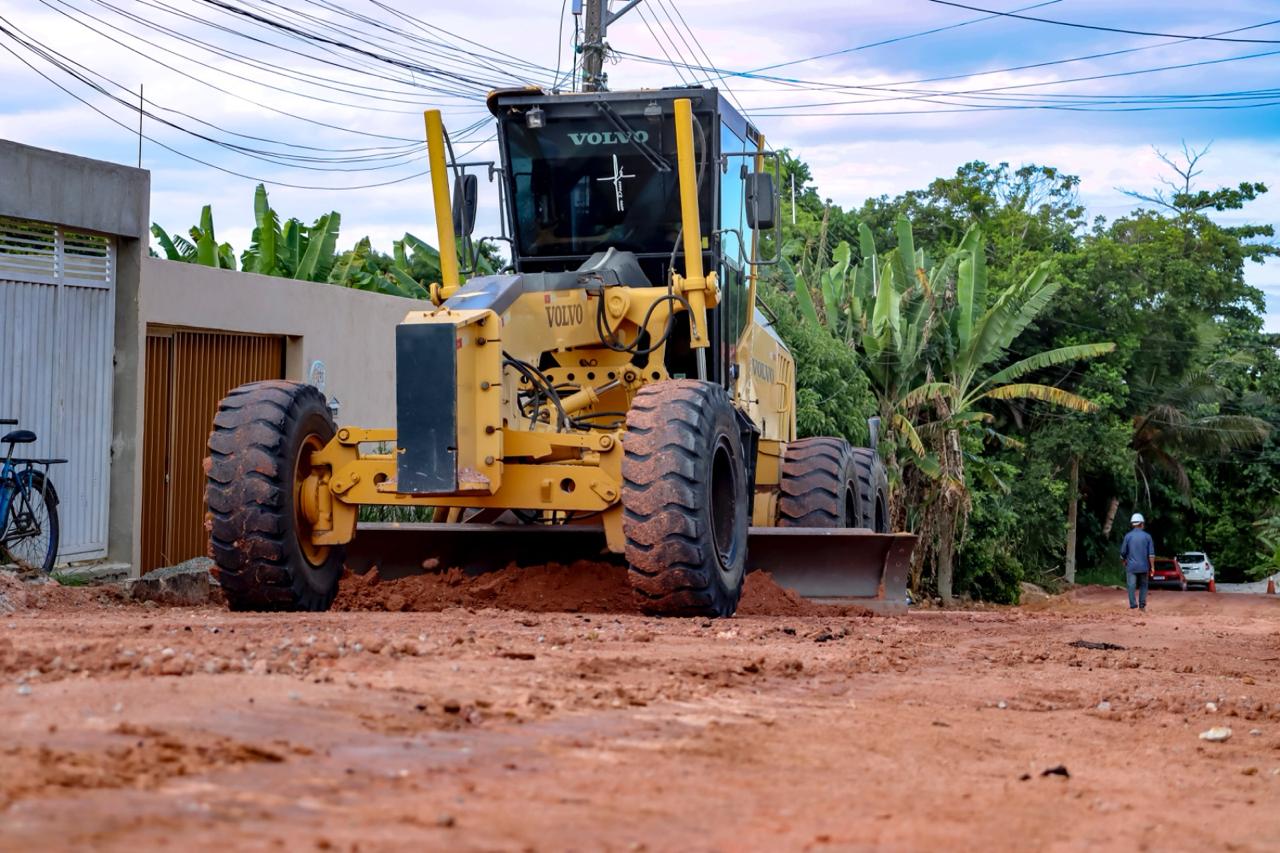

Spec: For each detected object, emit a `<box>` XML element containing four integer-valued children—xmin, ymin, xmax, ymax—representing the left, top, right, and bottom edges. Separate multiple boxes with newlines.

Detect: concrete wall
<box><xmin>3</xmin><ymin>138</ymin><xmax>427</xmax><ymax>573</ymax></box>
<box><xmin>140</xmin><ymin>258</ymin><xmax>424</xmax><ymax>428</ymax></box>
<box><xmin>0</xmin><ymin>139</ymin><xmax>149</xmax><ymax>570</ymax></box>
<box><xmin>0</xmin><ymin>140</ymin><xmax>149</xmax><ymax>240</ymax></box>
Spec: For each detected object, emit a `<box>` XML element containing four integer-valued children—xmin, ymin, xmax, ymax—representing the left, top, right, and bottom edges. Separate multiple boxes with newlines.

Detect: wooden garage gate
<box><xmin>141</xmin><ymin>329</ymin><xmax>284</xmax><ymax>573</ymax></box>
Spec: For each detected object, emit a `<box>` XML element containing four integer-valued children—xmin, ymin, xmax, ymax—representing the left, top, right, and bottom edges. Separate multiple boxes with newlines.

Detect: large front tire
<box><xmin>622</xmin><ymin>380</ymin><xmax>747</xmax><ymax>618</ymax></box>
<box><xmin>206</xmin><ymin>381</ymin><xmax>344</xmax><ymax>612</ymax></box>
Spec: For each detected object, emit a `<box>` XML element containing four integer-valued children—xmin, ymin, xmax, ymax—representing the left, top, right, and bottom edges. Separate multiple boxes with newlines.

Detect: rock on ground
<box><xmin>127</xmin><ymin>558</ymin><xmax>224</xmax><ymax>607</ymax></box>
<box><xmin>1019</xmin><ymin>581</ymin><xmax>1051</xmax><ymax>603</ymax></box>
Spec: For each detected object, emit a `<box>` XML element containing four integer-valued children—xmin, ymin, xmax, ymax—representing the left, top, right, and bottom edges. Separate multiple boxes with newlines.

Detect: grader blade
<box><xmin>346</xmin><ymin>523</ymin><xmax>612</xmax><ymax>581</ymax></box>
<box><xmin>346</xmin><ymin>523</ymin><xmax>915</xmax><ymax>613</ymax></box>
<box><xmin>744</xmin><ymin>528</ymin><xmax>916</xmax><ymax>614</ymax></box>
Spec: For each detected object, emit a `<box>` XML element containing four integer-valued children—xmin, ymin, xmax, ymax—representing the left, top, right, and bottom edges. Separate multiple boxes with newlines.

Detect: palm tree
<box><xmin>1129</xmin><ymin>369</ymin><xmax>1270</xmax><ymax>498</ymax></box>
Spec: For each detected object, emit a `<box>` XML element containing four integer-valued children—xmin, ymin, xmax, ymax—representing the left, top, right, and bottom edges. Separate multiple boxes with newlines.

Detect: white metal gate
<box><xmin>0</xmin><ymin>216</ymin><xmax>115</xmax><ymax>561</ymax></box>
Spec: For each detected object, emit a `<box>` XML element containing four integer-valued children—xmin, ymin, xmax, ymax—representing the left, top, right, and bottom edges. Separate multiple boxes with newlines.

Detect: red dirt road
<box><xmin>1</xmin><ymin>577</ymin><xmax>1278</xmax><ymax>851</ymax></box>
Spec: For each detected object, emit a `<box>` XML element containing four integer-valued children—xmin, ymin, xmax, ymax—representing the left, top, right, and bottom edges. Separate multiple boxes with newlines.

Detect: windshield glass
<box><xmin>504</xmin><ymin>113</ymin><xmax>712</xmax><ymax>259</ymax></box>
<box><xmin>1177</xmin><ymin>553</ymin><xmax>1205</xmax><ymax>563</ymax></box>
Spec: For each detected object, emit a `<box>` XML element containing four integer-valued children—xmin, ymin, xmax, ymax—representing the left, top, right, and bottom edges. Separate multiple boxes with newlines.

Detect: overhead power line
<box><xmin>748</xmin><ymin>0</ymin><xmax>1064</xmax><ymax>75</ymax></box>
<box><xmin>0</xmin><ymin>0</ymin><xmax>520</xmax><ymax>188</ymax></box>
<box><xmin>635</xmin><ymin>3</ymin><xmax>693</xmax><ymax>87</ymax></box>
<box><xmin>0</xmin><ymin>36</ymin><xmax>452</xmax><ymax>190</ymax></box>
<box><xmin>926</xmin><ymin>1</ymin><xmax>1280</xmax><ymax>44</ymax></box>
<box><xmin>661</xmin><ymin>0</ymin><xmax>752</xmax><ymax>119</ymax></box>
<box><xmin>62</xmin><ymin>0</ymin><xmax>480</xmax><ymax>108</ymax></box>
<box><xmin>30</xmin><ymin>0</ymin><xmax>433</xmax><ymax>141</ymax></box>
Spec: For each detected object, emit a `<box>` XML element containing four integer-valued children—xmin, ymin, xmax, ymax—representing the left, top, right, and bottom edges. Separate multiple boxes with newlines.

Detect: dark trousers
<box><xmin>1126</xmin><ymin>571</ymin><xmax>1148</xmax><ymax>609</ymax></box>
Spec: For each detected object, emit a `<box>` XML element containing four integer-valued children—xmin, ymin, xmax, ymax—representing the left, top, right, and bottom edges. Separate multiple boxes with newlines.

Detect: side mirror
<box><xmin>745</xmin><ymin>171</ymin><xmax>776</xmax><ymax>231</ymax></box>
<box><xmin>452</xmin><ymin>173</ymin><xmax>478</xmax><ymax>237</ymax></box>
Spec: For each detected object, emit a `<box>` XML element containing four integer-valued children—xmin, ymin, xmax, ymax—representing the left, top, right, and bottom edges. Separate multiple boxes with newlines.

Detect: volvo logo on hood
<box><xmin>568</xmin><ymin>130</ymin><xmax>650</xmax><ymax>146</ymax></box>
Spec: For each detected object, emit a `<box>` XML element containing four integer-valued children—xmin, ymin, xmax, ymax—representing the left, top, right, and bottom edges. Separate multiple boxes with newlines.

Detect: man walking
<box><xmin>1120</xmin><ymin>512</ymin><xmax>1156</xmax><ymax>611</ymax></box>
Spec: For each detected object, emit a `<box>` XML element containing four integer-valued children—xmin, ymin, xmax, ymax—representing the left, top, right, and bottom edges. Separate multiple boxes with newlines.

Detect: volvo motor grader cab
<box><xmin>206</xmin><ymin>86</ymin><xmax>913</xmax><ymax>617</ymax></box>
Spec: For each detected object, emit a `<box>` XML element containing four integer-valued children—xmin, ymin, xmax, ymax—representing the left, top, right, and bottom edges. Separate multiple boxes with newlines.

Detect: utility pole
<box><xmin>137</xmin><ymin>84</ymin><xmax>144</xmax><ymax>168</ymax></box>
<box><xmin>580</xmin><ymin>0</ymin><xmax>641</xmax><ymax>92</ymax></box>
<box><xmin>581</xmin><ymin>0</ymin><xmax>606</xmax><ymax>92</ymax></box>
<box><xmin>1064</xmin><ymin>455</ymin><xmax>1079</xmax><ymax>584</ymax></box>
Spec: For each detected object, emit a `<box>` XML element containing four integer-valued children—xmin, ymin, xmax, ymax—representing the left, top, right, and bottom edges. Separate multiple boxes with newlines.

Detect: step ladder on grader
<box><xmin>205</xmin><ymin>85</ymin><xmax>915</xmax><ymax>617</ymax></box>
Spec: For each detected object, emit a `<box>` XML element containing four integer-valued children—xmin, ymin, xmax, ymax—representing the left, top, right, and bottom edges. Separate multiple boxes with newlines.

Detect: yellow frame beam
<box><xmin>424</xmin><ymin>109</ymin><xmax>460</xmax><ymax>289</ymax></box>
<box><xmin>673</xmin><ymin>97</ymin><xmax>711</xmax><ymax>350</ymax></box>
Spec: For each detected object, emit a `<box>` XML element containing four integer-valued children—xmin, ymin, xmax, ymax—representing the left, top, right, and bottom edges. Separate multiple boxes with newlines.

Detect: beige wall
<box><xmin>140</xmin><ymin>257</ymin><xmax>423</xmax><ymax>428</ymax></box>
<box><xmin>128</xmin><ymin>258</ymin><xmax>426</xmax><ymax>574</ymax></box>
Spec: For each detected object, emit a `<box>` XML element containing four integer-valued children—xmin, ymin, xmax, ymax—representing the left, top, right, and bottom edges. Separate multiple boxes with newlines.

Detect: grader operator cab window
<box><xmin>506</xmin><ymin>115</ymin><xmax>701</xmax><ymax>259</ymax></box>
<box><xmin>720</xmin><ymin>119</ymin><xmax>751</xmax><ymax>344</ymax></box>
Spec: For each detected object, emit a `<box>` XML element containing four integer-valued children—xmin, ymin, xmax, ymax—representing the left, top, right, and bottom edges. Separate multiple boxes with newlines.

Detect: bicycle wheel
<box><xmin>1</xmin><ymin>470</ymin><xmax>59</xmax><ymax>574</ymax></box>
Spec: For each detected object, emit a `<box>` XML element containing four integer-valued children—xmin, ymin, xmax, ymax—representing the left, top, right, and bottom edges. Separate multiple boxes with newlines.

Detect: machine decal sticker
<box><xmin>597</xmin><ymin>153</ymin><xmax>634</xmax><ymax>212</ymax></box>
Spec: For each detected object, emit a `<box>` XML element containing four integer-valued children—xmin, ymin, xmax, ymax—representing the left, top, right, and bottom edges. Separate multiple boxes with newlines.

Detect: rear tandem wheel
<box><xmin>778</xmin><ymin>437</ymin><xmax>889</xmax><ymax>533</ymax></box>
<box><xmin>622</xmin><ymin>380</ymin><xmax>748</xmax><ymax>618</ymax></box>
<box><xmin>206</xmin><ymin>381</ymin><xmax>344</xmax><ymax>612</ymax></box>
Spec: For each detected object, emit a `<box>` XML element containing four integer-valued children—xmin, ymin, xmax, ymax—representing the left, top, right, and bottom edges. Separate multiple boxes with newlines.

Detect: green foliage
<box><xmin>150</xmin><ymin>184</ymin><xmax>497</xmax><ymax>300</ymax></box>
<box><xmin>772</xmin><ymin>145</ymin><xmax>1274</xmax><ymax>602</ymax></box>
<box><xmin>152</xmin><ymin>206</ymin><xmax>234</xmax><ymax>269</ymax></box>
<box><xmin>1073</xmin><ymin>564</ymin><xmax>1125</xmax><ymax>588</ymax></box>
<box><xmin>758</xmin><ymin>280</ymin><xmax>875</xmax><ymax>443</ymax></box>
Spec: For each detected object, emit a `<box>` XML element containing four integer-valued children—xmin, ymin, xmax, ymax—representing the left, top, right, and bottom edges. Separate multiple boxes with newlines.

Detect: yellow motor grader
<box><xmin>205</xmin><ymin>86</ymin><xmax>913</xmax><ymax>617</ymax></box>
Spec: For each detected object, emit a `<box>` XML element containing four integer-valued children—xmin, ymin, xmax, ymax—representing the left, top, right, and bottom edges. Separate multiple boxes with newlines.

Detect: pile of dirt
<box><xmin>0</xmin><ymin>570</ymin><xmax>108</xmax><ymax>612</ymax></box>
<box><xmin>335</xmin><ymin>560</ymin><xmax>639</xmax><ymax>614</ymax></box>
<box><xmin>335</xmin><ymin>563</ymin><xmax>867</xmax><ymax>618</ymax></box>
<box><xmin>736</xmin><ymin>571</ymin><xmax>833</xmax><ymax>617</ymax></box>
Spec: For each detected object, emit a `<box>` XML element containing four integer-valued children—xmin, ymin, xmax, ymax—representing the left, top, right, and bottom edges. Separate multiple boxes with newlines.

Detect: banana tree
<box><xmin>151</xmin><ymin>223</ymin><xmax>196</xmax><ymax>262</ymax></box>
<box><xmin>908</xmin><ymin>225</ymin><xmax>1115</xmax><ymax>601</ymax></box>
<box><xmin>785</xmin><ymin>217</ymin><xmax>953</xmax><ymax>514</ymax></box>
<box><xmin>786</xmin><ymin>216</ymin><xmax>1114</xmax><ymax>601</ymax></box>
<box><xmin>787</xmin><ymin>223</ymin><xmax>879</xmax><ymax>347</ymax></box>
<box><xmin>151</xmin><ymin>206</ymin><xmax>234</xmax><ymax>269</ymax></box>
<box><xmin>240</xmin><ymin>184</ymin><xmax>341</xmax><ymax>282</ymax></box>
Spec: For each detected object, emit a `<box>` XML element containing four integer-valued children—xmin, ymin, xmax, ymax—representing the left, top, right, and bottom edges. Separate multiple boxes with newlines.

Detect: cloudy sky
<box><xmin>1</xmin><ymin>0</ymin><xmax>1276</xmax><ymax>329</ymax></box>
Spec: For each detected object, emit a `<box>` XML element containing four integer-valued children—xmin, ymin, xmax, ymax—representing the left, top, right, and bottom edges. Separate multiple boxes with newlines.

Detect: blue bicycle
<box><xmin>0</xmin><ymin>419</ymin><xmax>62</xmax><ymax>574</ymax></box>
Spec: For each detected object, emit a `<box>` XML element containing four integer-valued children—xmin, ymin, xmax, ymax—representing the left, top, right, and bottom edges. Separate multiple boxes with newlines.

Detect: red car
<box><xmin>1150</xmin><ymin>557</ymin><xmax>1187</xmax><ymax>591</ymax></box>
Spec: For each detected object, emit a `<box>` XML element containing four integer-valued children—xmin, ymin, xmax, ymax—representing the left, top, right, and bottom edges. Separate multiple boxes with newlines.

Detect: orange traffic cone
<box><xmin>1208</xmin><ymin>578</ymin><xmax>1217</xmax><ymax>593</ymax></box>
<box><xmin>1268</xmin><ymin>578</ymin><xmax>1276</xmax><ymax>595</ymax></box>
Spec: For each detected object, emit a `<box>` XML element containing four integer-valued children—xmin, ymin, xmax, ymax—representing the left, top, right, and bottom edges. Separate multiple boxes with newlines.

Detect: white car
<box><xmin>1177</xmin><ymin>551</ymin><xmax>1215</xmax><ymax>589</ymax></box>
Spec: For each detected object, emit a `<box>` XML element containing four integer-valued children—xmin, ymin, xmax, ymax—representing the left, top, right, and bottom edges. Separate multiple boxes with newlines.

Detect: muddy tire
<box><xmin>777</xmin><ymin>437</ymin><xmax>862</xmax><ymax>528</ymax></box>
<box><xmin>622</xmin><ymin>380</ymin><xmax>748</xmax><ymax>618</ymax></box>
<box><xmin>205</xmin><ymin>381</ymin><xmax>344</xmax><ymax>612</ymax></box>
<box><xmin>851</xmin><ymin>448</ymin><xmax>890</xmax><ymax>533</ymax></box>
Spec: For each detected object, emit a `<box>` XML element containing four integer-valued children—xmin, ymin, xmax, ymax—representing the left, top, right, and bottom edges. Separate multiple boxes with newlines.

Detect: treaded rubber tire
<box><xmin>851</xmin><ymin>448</ymin><xmax>890</xmax><ymax>533</ymax></box>
<box><xmin>622</xmin><ymin>380</ymin><xmax>747</xmax><ymax>618</ymax></box>
<box><xmin>206</xmin><ymin>380</ymin><xmax>344</xmax><ymax>612</ymax></box>
<box><xmin>2</xmin><ymin>470</ymin><xmax>59</xmax><ymax>574</ymax></box>
<box><xmin>777</xmin><ymin>437</ymin><xmax>863</xmax><ymax>528</ymax></box>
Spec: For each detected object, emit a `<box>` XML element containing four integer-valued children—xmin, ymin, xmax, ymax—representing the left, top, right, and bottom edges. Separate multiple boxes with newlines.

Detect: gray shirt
<box><xmin>1120</xmin><ymin>528</ymin><xmax>1155</xmax><ymax>574</ymax></box>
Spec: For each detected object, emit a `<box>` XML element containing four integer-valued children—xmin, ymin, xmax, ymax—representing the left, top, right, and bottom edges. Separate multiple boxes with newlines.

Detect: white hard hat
<box><xmin>1130</xmin><ymin>513</ymin><xmax>1145</xmax><ymax>525</ymax></box>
